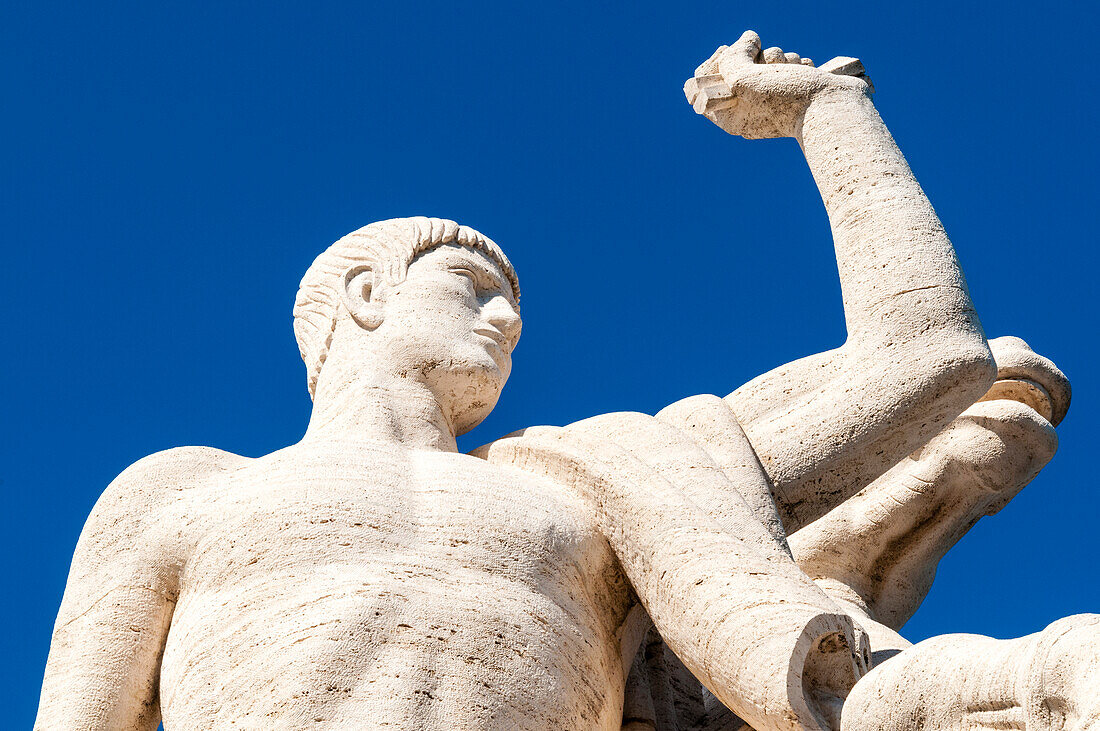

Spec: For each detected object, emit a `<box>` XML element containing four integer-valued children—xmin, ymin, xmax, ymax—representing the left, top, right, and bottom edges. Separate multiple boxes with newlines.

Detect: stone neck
<box><xmin>303</xmin><ymin>354</ymin><xmax>458</xmax><ymax>454</ymax></box>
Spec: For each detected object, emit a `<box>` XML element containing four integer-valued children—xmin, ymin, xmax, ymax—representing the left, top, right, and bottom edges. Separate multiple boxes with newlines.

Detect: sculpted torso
<box><xmin>37</xmin><ymin>31</ymin><xmax>1098</xmax><ymax>731</ymax></box>
<box><xmin>155</xmin><ymin>443</ymin><xmax>628</xmax><ymax>729</ymax></box>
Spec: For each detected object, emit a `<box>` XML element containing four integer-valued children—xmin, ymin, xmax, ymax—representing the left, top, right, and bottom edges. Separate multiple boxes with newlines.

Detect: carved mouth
<box><xmin>474</xmin><ymin>328</ymin><xmax>514</xmax><ymax>366</ymax></box>
<box><xmin>474</xmin><ymin>327</ymin><xmax>508</xmax><ymax>349</ymax></box>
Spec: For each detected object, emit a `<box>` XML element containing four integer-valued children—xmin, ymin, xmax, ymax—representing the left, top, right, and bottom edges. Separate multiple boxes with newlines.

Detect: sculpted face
<box><xmin>348</xmin><ymin>243</ymin><xmax>521</xmax><ymax>435</ymax></box>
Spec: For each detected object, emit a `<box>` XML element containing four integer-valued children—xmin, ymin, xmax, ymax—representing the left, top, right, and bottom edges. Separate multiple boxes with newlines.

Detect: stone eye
<box><xmin>452</xmin><ymin>268</ymin><xmax>477</xmax><ymax>287</ymax></box>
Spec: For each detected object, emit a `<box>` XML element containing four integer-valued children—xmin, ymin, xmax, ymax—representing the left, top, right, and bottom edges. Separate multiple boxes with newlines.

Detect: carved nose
<box><xmin>485</xmin><ymin>297</ymin><xmax>522</xmax><ymax>348</ymax></box>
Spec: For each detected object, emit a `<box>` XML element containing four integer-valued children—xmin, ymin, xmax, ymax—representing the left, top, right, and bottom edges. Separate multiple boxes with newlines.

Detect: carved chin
<box><xmin>438</xmin><ymin>367</ymin><xmax>507</xmax><ymax>435</ymax></box>
<box><xmin>450</xmin><ymin>394</ymin><xmax>501</xmax><ymax>435</ymax></box>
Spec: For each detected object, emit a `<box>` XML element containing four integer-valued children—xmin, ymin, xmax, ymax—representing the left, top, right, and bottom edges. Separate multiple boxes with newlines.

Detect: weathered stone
<box><xmin>35</xmin><ymin>30</ymin><xmax>1094</xmax><ymax>731</ymax></box>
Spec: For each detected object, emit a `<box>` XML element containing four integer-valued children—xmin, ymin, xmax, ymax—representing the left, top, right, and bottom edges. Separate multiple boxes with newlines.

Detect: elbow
<box><xmin>849</xmin><ymin>282</ymin><xmax>996</xmax><ymax>409</ymax></box>
<box><xmin>847</xmin><ymin>330</ymin><xmax>996</xmax><ymax>419</ymax></box>
<box><xmin>915</xmin><ymin>334</ymin><xmax>997</xmax><ymax>417</ymax></box>
<box><xmin>943</xmin><ymin>334</ymin><xmax>997</xmax><ymax>395</ymax></box>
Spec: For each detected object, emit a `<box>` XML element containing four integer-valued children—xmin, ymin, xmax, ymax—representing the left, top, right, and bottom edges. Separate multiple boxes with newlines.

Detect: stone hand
<box><xmin>685</xmin><ymin>30</ymin><xmax>873</xmax><ymax>139</ymax></box>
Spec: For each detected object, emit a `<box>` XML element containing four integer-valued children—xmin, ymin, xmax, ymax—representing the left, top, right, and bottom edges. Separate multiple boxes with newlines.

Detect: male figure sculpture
<box><xmin>35</xmin><ymin>31</ymin><xmax>1093</xmax><ymax>731</ymax></box>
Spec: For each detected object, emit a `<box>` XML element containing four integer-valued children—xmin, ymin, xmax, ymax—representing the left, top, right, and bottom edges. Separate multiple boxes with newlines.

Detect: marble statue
<box><xmin>36</xmin><ymin>30</ymin><xmax>1097</xmax><ymax>731</ymax></box>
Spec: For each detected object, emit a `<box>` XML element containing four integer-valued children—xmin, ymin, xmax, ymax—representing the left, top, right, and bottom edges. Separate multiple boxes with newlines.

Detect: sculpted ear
<box><xmin>342</xmin><ymin>265</ymin><xmax>385</xmax><ymax>330</ymax></box>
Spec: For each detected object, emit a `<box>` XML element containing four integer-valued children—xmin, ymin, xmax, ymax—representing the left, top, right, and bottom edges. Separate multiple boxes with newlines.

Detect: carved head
<box><xmin>293</xmin><ymin>217</ymin><xmax>521</xmax><ymax>434</ymax></box>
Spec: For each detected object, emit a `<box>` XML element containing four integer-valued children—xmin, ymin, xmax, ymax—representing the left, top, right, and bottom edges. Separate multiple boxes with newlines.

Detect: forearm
<box><xmin>790</xmin><ymin>455</ymin><xmax>1007</xmax><ymax>630</ymax></box>
<box><xmin>726</xmin><ymin>91</ymin><xmax>994</xmax><ymax>529</ymax></box>
<box><xmin>799</xmin><ymin>88</ymin><xmax>984</xmax><ymax>342</ymax></box>
<box><xmin>790</xmin><ymin>388</ymin><xmax>1057</xmax><ymax>630</ymax></box>
<box><xmin>687</xmin><ymin>35</ymin><xmax>995</xmax><ymax>530</ymax></box>
<box><xmin>614</xmin><ymin>510</ymin><xmax>865</xmax><ymax>731</ymax></box>
<box><xmin>728</xmin><ymin>342</ymin><xmax>993</xmax><ymax>534</ymax></box>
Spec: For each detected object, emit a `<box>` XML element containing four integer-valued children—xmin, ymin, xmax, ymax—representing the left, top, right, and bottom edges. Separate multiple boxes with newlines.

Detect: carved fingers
<box><xmin>817</xmin><ymin>56</ymin><xmax>874</xmax><ymax>92</ymax></box>
<box><xmin>726</xmin><ymin>29</ymin><xmax>761</xmax><ymax>65</ymax></box>
<box><xmin>684</xmin><ymin>31</ymin><xmax>872</xmax><ymax>139</ymax></box>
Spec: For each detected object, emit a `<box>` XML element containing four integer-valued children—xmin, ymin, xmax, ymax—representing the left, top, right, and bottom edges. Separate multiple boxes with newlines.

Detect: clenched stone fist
<box><xmin>685</xmin><ymin>30</ymin><xmax>873</xmax><ymax>139</ymax></box>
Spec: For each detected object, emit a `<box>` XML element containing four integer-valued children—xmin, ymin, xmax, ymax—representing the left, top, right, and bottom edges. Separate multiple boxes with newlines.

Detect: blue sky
<box><xmin>4</xmin><ymin>1</ymin><xmax>1098</xmax><ymax>724</ymax></box>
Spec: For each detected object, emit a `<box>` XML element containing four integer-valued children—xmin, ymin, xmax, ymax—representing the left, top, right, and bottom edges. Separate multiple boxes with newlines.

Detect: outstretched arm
<box><xmin>687</xmin><ymin>32</ymin><xmax>995</xmax><ymax>532</ymax></box>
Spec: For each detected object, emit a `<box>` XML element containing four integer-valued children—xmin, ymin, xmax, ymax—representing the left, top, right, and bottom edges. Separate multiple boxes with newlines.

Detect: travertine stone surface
<box><xmin>842</xmin><ymin>615</ymin><xmax>1100</xmax><ymax>731</ymax></box>
<box><xmin>791</xmin><ymin>336</ymin><xmax>1069</xmax><ymax>641</ymax></box>
<box><xmin>625</xmin><ymin>335</ymin><xmax>1078</xmax><ymax>730</ymax></box>
<box><xmin>36</xmin><ymin>30</ymin><xmax>1094</xmax><ymax>731</ymax></box>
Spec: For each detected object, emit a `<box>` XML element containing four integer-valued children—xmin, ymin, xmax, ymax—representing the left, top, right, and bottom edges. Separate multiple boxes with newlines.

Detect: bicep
<box><xmin>37</xmin><ymin>477</ymin><xmax>177</xmax><ymax>730</ymax></box>
<box><xmin>39</xmin><ymin>585</ymin><xmax>173</xmax><ymax>730</ymax></box>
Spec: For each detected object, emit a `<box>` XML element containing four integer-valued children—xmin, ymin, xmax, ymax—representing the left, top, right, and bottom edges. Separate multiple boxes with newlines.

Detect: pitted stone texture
<box><xmin>36</xmin><ymin>31</ymin><xmax>1092</xmax><ymax>731</ymax></box>
<box><xmin>842</xmin><ymin>615</ymin><xmax>1100</xmax><ymax>731</ymax></box>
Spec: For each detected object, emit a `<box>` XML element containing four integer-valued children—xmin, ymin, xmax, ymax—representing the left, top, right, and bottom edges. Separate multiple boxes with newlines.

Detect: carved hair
<box><xmin>293</xmin><ymin>217</ymin><xmax>520</xmax><ymax>399</ymax></box>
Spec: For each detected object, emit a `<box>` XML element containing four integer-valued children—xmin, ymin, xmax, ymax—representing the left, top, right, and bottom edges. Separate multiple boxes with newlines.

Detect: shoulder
<box><xmin>119</xmin><ymin>445</ymin><xmax>249</xmax><ymax>484</ymax></box>
<box><xmin>97</xmin><ymin>446</ymin><xmax>248</xmax><ymax>510</ymax></box>
<box><xmin>60</xmin><ymin>447</ymin><xmax>249</xmax><ymax>612</ymax></box>
<box><xmin>82</xmin><ymin>446</ymin><xmax>249</xmax><ymax>548</ymax></box>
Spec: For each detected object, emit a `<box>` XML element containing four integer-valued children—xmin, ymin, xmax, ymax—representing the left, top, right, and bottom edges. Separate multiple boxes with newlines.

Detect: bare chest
<box><xmin>160</xmin><ymin>450</ymin><xmax>629</xmax><ymax>729</ymax></box>
<box><xmin>181</xmin><ymin>450</ymin><xmax>611</xmax><ymax>584</ymax></box>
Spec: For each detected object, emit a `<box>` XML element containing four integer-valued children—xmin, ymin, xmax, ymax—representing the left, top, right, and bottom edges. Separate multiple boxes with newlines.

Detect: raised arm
<box><xmin>686</xmin><ymin>32</ymin><xmax>995</xmax><ymax>532</ymax></box>
<box><xmin>35</xmin><ymin>449</ymin><xmax>211</xmax><ymax>730</ymax></box>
